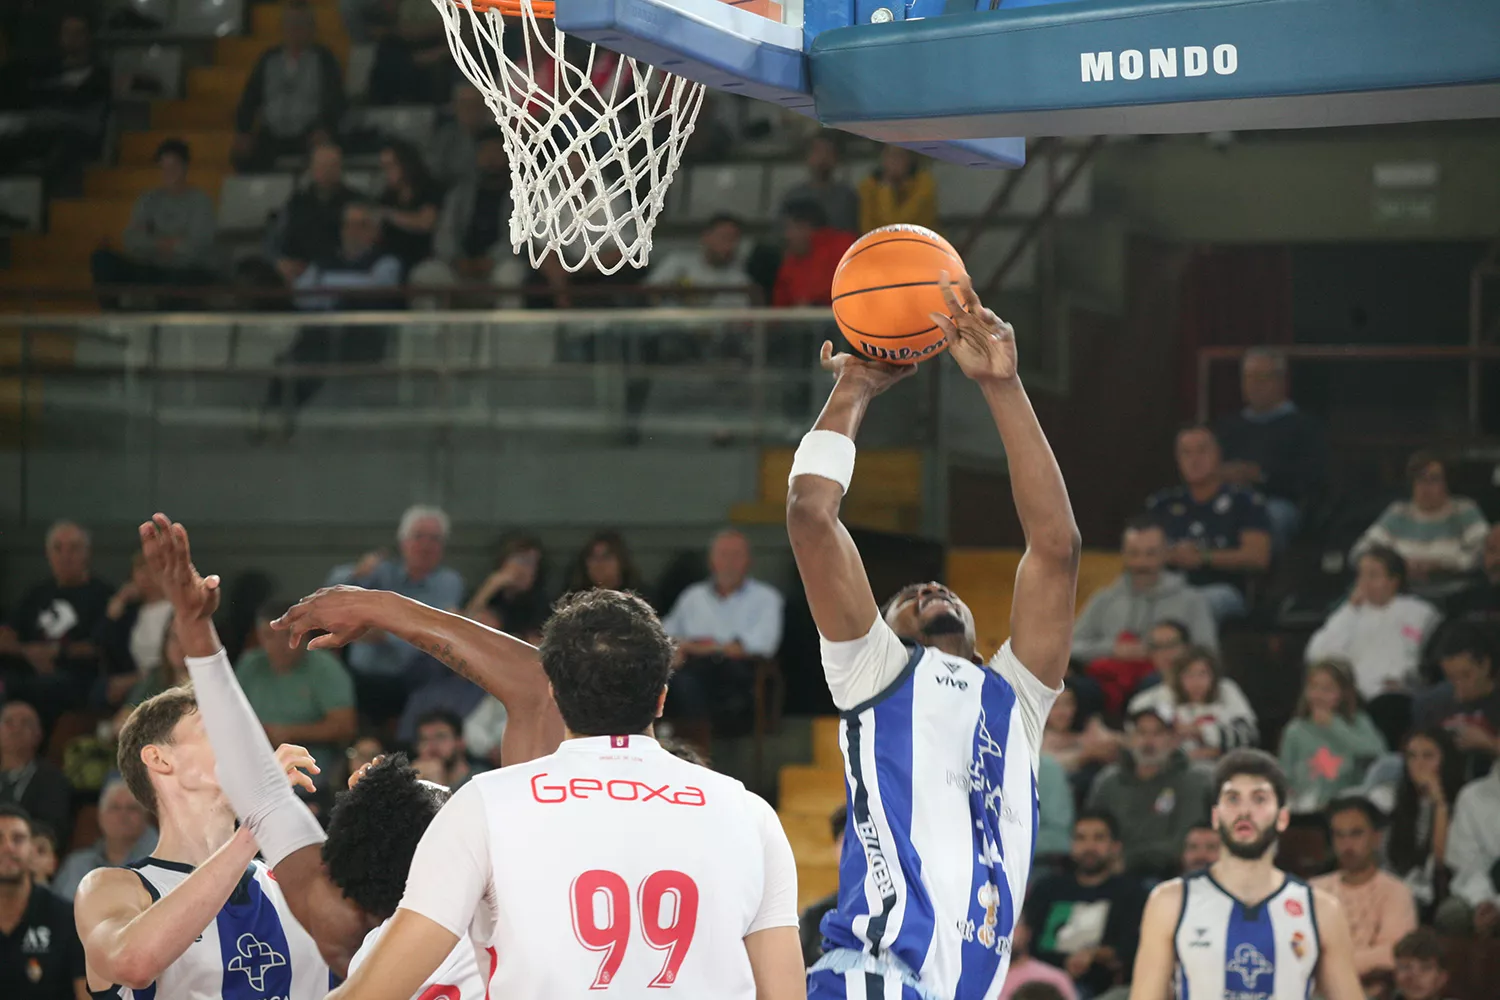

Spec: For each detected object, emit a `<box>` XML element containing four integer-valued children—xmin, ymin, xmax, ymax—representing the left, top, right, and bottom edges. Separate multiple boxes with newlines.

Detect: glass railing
<box><xmin>0</xmin><ymin>307</ymin><xmax>943</xmax><ymax>519</ymax></box>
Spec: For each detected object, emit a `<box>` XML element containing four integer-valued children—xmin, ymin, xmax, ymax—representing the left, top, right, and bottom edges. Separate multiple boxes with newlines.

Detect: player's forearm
<box><xmin>102</xmin><ymin>828</ymin><xmax>260</xmax><ymax>985</ymax></box>
<box><xmin>172</xmin><ymin>610</ymin><xmax>223</xmax><ymax>659</ymax></box>
<box><xmin>788</xmin><ymin>379</ymin><xmax>873</xmax><ymax>525</ymax></box>
<box><xmin>977</xmin><ymin>378</ymin><xmax>1080</xmax><ymax>560</ymax></box>
<box><xmin>367</xmin><ymin>592</ymin><xmax>550</xmax><ymax>710</ymax></box>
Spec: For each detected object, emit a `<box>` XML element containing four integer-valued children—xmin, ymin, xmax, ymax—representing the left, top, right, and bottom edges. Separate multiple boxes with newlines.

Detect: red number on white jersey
<box><xmin>569</xmin><ymin>869</ymin><xmax>700</xmax><ymax>990</ymax></box>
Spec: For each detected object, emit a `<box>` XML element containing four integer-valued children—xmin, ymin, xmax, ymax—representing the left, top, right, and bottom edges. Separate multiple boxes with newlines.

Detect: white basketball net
<box><xmin>432</xmin><ymin>0</ymin><xmax>706</xmax><ymax>274</ymax></box>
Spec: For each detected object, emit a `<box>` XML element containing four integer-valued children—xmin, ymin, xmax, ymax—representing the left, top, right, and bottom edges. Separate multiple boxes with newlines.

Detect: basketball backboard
<box><xmin>559</xmin><ymin>0</ymin><xmax>1500</xmax><ymax>151</ymax></box>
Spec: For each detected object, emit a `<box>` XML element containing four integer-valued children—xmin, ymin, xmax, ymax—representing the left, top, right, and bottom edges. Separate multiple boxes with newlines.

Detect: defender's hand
<box><xmin>929</xmin><ymin>272</ymin><xmax>1018</xmax><ymax>383</ymax></box>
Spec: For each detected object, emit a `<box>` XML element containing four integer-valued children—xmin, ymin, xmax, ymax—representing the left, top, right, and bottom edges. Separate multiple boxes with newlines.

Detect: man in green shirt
<box><xmin>236</xmin><ymin>598</ymin><xmax>358</xmax><ymax>793</ymax></box>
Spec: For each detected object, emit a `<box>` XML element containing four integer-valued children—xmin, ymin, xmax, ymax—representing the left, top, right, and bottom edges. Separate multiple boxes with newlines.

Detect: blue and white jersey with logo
<box><xmin>96</xmin><ymin>856</ymin><xmax>329</xmax><ymax>1000</ymax></box>
<box><xmin>814</xmin><ymin>621</ymin><xmax>1060</xmax><ymax>1000</ymax></box>
<box><xmin>1172</xmin><ymin>871</ymin><xmax>1320</xmax><ymax>1000</ymax></box>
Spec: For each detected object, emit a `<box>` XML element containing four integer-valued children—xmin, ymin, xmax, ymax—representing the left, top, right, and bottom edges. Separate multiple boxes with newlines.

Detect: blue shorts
<box><xmin>808</xmin><ymin>967</ymin><xmax>930</xmax><ymax>1000</ymax></box>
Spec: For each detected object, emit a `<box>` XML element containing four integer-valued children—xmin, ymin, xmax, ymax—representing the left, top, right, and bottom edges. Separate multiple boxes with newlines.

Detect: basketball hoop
<box><xmin>432</xmin><ymin>0</ymin><xmax>706</xmax><ymax>274</ymax></box>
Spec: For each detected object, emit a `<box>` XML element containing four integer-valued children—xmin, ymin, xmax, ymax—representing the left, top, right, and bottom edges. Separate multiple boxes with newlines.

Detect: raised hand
<box><xmin>929</xmin><ymin>272</ymin><xmax>1018</xmax><ymax>383</ymax></box>
<box><xmin>274</xmin><ymin>742</ymin><xmax>321</xmax><ymax>795</ymax></box>
<box><xmin>139</xmin><ymin>513</ymin><xmax>220</xmax><ymax>621</ymax></box>
<box><xmin>272</xmin><ymin>585</ymin><xmax>377</xmax><ymax>650</ymax></box>
<box><xmin>818</xmin><ymin>340</ymin><xmax>918</xmax><ymax>398</ymax></box>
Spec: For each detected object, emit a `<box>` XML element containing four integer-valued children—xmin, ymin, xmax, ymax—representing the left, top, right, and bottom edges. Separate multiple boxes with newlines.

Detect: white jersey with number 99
<box><xmin>399</xmin><ymin>735</ymin><xmax>800</xmax><ymax>998</ymax></box>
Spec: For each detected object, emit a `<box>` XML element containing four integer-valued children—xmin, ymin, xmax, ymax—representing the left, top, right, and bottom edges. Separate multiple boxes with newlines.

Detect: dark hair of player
<box><xmin>1211</xmin><ymin>748</ymin><xmax>1289</xmax><ymax>808</ymax></box>
<box><xmin>539</xmin><ymin>589</ymin><xmax>673</xmax><ymax>736</ymax></box>
<box><xmin>323</xmin><ymin>754</ymin><xmax>448</xmax><ymax>920</ymax></box>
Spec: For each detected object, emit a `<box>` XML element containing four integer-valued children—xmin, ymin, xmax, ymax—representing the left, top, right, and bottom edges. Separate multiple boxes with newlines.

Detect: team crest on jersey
<box><xmin>1290</xmin><ymin>930</ymin><xmax>1307</xmax><ymax>960</ymax></box>
<box><xmin>227</xmin><ymin>933</ymin><xmax>288</xmax><ymax>990</ymax></box>
<box><xmin>975</xmin><ymin>883</ymin><xmax>1001</xmax><ymax>948</ymax></box>
<box><xmin>1227</xmin><ymin>942</ymin><xmax>1273</xmax><ymax>989</ymax></box>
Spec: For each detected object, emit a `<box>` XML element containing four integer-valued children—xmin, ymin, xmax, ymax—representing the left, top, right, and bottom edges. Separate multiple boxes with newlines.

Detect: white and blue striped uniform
<box><xmin>808</xmin><ymin>623</ymin><xmax>1059</xmax><ymax>1000</ymax></box>
<box><xmin>92</xmin><ymin>856</ymin><xmax>330</xmax><ymax>1000</ymax></box>
<box><xmin>1172</xmin><ymin>871</ymin><xmax>1321</xmax><ymax>1000</ymax></box>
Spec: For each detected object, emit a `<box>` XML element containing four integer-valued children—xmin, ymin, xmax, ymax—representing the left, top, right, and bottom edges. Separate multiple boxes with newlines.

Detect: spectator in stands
<box><xmin>1391</xmin><ymin>929</ymin><xmax>1455</xmax><ymax>1000</ymax></box>
<box><xmin>106</xmin><ymin>625</ymin><xmax>189</xmax><ymax>743</ymax></box>
<box><xmin>0</xmin><ymin>803</ymin><xmax>87</xmax><ymax>1000</ymax></box>
<box><xmin>1044</xmin><ymin>684</ymin><xmax>1121</xmax><ymax>779</ymax></box>
<box><xmin>0</xmin><ymin>13</ymin><xmax>109</xmax><ymax>178</ymax></box>
<box><xmin>273</xmin><ymin>141</ymin><xmax>359</xmax><ymax>285</ymax></box>
<box><xmin>1280</xmin><ymin>659</ymin><xmax>1387</xmax><ymax>814</ymax></box>
<box><xmin>428</xmin><ymin>83</ymin><xmax>488</xmax><ymax>187</ymax></box>
<box><xmin>772</xmin><ymin>200</ymin><xmax>856</xmax><ymax>307</ymax></box>
<box><xmin>0</xmin><ymin>521</ymin><xmax>113</xmax><ymax>714</ymax></box>
<box><xmin>1074</xmin><ymin>518</ymin><xmax>1218</xmax><ymax>662</ymax></box>
<box><xmin>237</xmin><ymin>597</ymin><xmax>357</xmax><ymax>790</ymax></box>
<box><xmin>1181</xmin><ymin>822</ymin><xmax>1221</xmax><ymax>871</ymax></box>
<box><xmin>1125</xmin><ymin>646</ymin><xmax>1257</xmax><ymax>761</ymax></box>
<box><xmin>1132</xmin><ymin>619</ymin><xmax>1193</xmax><ymax>699</ymax></box>
<box><xmin>95</xmin><ymin>554</ymin><xmax>172</xmax><ymax>710</ymax></box>
<box><xmin>858</xmin><ymin>145</ymin><xmax>937</xmax><ymax>234</ymax></box>
<box><xmin>260</xmin><ymin>200</ymin><xmax>403</xmax><ymax>434</ymax></box>
<box><xmin>1214</xmin><ymin>348</ymin><xmax>1328</xmax><ymax>549</ymax></box>
<box><xmin>1036</xmin><ymin>749</ymin><xmax>1076</xmax><ymax>865</ymax></box>
<box><xmin>346</xmin><ymin>732</ymin><xmax>385</xmax><ymax>776</ymax></box>
<box><xmin>374</xmin><ymin>138</ymin><xmax>443</xmax><ymax>274</ymax></box>
<box><xmin>1448</xmin><ymin>523</ymin><xmax>1500</xmax><ymax>619</ymax></box>
<box><xmin>411</xmin><ymin>708</ymin><xmax>476</xmax><ymax>790</ymax></box>
<box><xmin>326</xmin><ymin>505</ymin><xmax>465</xmax><ymax>722</ymax></box>
<box><xmin>564</xmin><ymin>530</ymin><xmax>646</xmax><ymax>598</ymax></box>
<box><xmin>1073</xmin><ymin>517</ymin><xmax>1217</xmax><ymax>714</ymax></box>
<box><xmin>1440</xmin><ymin>757</ymin><xmax>1500</xmax><ymax>936</ymax></box>
<box><xmin>414</xmin><ymin>130</ymin><xmax>523</xmax><ymax>306</ymax></box>
<box><xmin>1313</xmin><ymin>796</ymin><xmax>1418</xmax><ymax>994</ymax></box>
<box><xmin>1416</xmin><ymin>623</ymin><xmax>1500</xmax><ymax>782</ymax></box>
<box><xmin>1353</xmin><ymin>451</ymin><xmax>1489</xmax><ymax>589</ymax></box>
<box><xmin>367</xmin><ymin>0</ymin><xmax>451</xmax><ymax>106</ymax></box>
<box><xmin>778</xmin><ymin>132</ymin><xmax>860</xmax><ymax>235</ymax></box>
<box><xmin>1306</xmin><ymin>546</ymin><xmax>1441</xmax><ymax>702</ymax></box>
<box><xmin>1087</xmin><ymin>705</ymin><xmax>1215</xmax><ymax>878</ymax></box>
<box><xmin>233</xmin><ymin>0</ymin><xmax>346</xmax><ymax>172</ymax></box>
<box><xmin>29</xmin><ymin>822</ymin><xmax>59</xmax><ymax>887</ymax></box>
<box><xmin>1387</xmin><ymin>727</ymin><xmax>1465</xmax><ymax>920</ymax></box>
<box><xmin>462</xmin><ymin>533</ymin><xmax>549</xmax><ymax>639</ymax></box>
<box><xmin>798</xmin><ymin>803</ymin><xmax>845</xmax><ymax>968</ymax></box>
<box><xmin>662</xmin><ymin>529</ymin><xmax>784</xmax><ymax>750</ymax></box>
<box><xmin>646</xmin><ymin>214</ymin><xmax>754</xmax><ymax>306</ymax></box>
<box><xmin>1146</xmin><ymin>424</ymin><xmax>1272</xmax><ymax>622</ymax></box>
<box><xmin>1024</xmin><ymin>811</ymin><xmax>1148</xmax><ymax>998</ymax></box>
<box><xmin>999</xmin><ymin>914</ymin><xmax>1078</xmax><ymax>1000</ymax></box>
<box><xmin>0</xmin><ymin>701</ymin><xmax>71</xmax><ymax>838</ymax></box>
<box><xmin>89</xmin><ymin>139</ymin><xmax>218</xmax><ymax>307</ymax></box>
<box><xmin>50</xmin><ymin>778</ymin><xmax>155</xmax><ymax>900</ymax></box>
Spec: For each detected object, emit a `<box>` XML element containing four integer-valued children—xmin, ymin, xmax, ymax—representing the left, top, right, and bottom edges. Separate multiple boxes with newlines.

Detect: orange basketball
<box><xmin>831</xmin><ymin>224</ymin><xmax>967</xmax><ymax>366</ymax></box>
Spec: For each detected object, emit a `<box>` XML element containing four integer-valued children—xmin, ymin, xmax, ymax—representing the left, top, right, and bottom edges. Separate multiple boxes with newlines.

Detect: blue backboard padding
<box><xmin>557</xmin><ymin>0</ymin><xmax>811</xmax><ymax>105</ymax></box>
<box><xmin>557</xmin><ymin>0</ymin><xmax>1027</xmax><ymax>165</ymax></box>
<box><xmin>810</xmin><ymin>0</ymin><xmax>1500</xmax><ymax>134</ymax></box>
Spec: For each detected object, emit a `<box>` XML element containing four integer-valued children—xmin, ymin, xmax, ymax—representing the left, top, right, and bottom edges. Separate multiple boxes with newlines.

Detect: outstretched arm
<box><xmin>785</xmin><ymin>343</ymin><xmax>914</xmax><ymax>644</ymax></box>
<box><xmin>274</xmin><ymin>587</ymin><xmax>564</xmax><ymax>765</ymax></box>
<box><xmin>932</xmin><ymin>275</ymin><xmax>1080</xmax><ymax>688</ymax></box>
<box><xmin>139</xmin><ymin>515</ymin><xmax>367</xmax><ymax>976</ymax></box>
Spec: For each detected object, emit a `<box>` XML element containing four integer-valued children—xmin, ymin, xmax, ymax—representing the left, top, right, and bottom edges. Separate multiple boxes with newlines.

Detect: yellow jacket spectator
<box><xmin>859</xmin><ymin>146</ymin><xmax>938</xmax><ymax>232</ymax></box>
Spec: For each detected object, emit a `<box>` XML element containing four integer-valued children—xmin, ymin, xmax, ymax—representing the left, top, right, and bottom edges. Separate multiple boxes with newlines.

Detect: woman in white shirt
<box><xmin>1125</xmin><ymin>646</ymin><xmax>1257</xmax><ymax>760</ymax></box>
<box><xmin>1306</xmin><ymin>545</ymin><xmax>1442</xmax><ymax>699</ymax></box>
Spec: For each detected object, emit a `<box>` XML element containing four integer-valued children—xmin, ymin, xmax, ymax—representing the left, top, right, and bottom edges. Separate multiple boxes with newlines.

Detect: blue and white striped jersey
<box><xmin>1172</xmin><ymin>870</ymin><xmax>1320</xmax><ymax>1000</ymax></box>
<box><xmin>94</xmin><ymin>857</ymin><xmax>329</xmax><ymax>1000</ymax></box>
<box><xmin>816</xmin><ymin>623</ymin><xmax>1059</xmax><ymax>1000</ymax></box>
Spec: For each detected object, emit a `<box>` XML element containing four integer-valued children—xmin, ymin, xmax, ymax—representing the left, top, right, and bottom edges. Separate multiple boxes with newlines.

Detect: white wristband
<box><xmin>788</xmin><ymin>430</ymin><xmax>856</xmax><ymax>494</ymax></box>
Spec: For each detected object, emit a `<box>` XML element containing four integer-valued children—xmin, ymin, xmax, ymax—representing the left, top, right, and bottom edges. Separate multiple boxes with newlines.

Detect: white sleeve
<box><xmin>819</xmin><ymin>617</ymin><xmax>912</xmax><ymax>711</ymax></box>
<box><xmin>987</xmin><ymin>640</ymin><xmax>1062</xmax><ymax>762</ymax></box>
<box><xmin>745</xmin><ymin>792</ymin><xmax>799</xmax><ymax>935</ymax></box>
<box><xmin>399</xmin><ymin>780</ymin><xmax>493</xmax><ymax>938</ymax></box>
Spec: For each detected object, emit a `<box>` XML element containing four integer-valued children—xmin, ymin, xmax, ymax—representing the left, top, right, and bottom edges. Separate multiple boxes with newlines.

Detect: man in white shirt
<box><xmin>644</xmin><ymin>214</ymin><xmax>754</xmax><ymax>307</ymax></box>
<box><xmin>1438</xmin><ymin>759</ymin><xmax>1500</xmax><ymax>937</ymax></box>
<box><xmin>662</xmin><ymin>528</ymin><xmax>785</xmax><ymax>751</ymax></box>
<box><xmin>1305</xmin><ymin>546</ymin><xmax>1441</xmax><ymax>699</ymax></box>
<box><xmin>323</xmin><ymin>588</ymin><xmax>806</xmax><ymax>1000</ymax></box>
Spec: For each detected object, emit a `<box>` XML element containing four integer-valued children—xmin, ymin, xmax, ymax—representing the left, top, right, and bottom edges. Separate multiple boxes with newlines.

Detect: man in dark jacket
<box><xmin>232</xmin><ymin>0</ymin><xmax>345</xmax><ymax>172</ymax></box>
<box><xmin>273</xmin><ymin>141</ymin><xmax>359</xmax><ymax>286</ymax></box>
